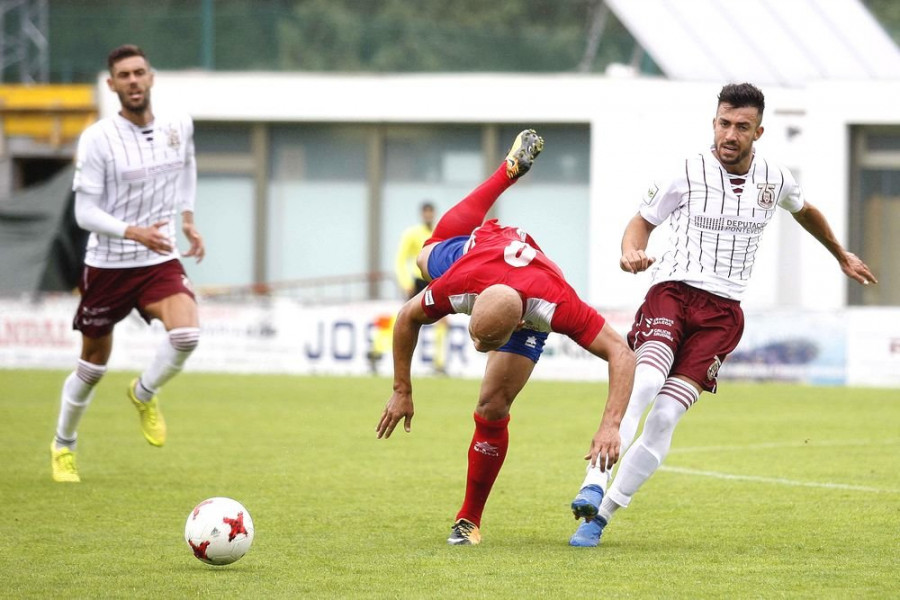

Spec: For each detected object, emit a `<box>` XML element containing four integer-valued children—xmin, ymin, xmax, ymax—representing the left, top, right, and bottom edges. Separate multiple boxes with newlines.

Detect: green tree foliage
<box><xmin>46</xmin><ymin>0</ymin><xmax>899</xmax><ymax>83</ymax></box>
<box><xmin>864</xmin><ymin>0</ymin><xmax>900</xmax><ymax>44</ymax></box>
<box><xmin>47</xmin><ymin>0</ymin><xmax>647</xmax><ymax>82</ymax></box>
<box><xmin>278</xmin><ymin>0</ymin><xmax>623</xmax><ymax>72</ymax></box>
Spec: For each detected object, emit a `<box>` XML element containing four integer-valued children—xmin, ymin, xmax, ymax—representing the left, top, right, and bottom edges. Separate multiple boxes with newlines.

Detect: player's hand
<box><xmin>182</xmin><ymin>222</ymin><xmax>205</xmax><ymax>263</ymax></box>
<box><xmin>583</xmin><ymin>424</ymin><xmax>621</xmax><ymax>472</ymax></box>
<box><xmin>125</xmin><ymin>220</ymin><xmax>173</xmax><ymax>254</ymax></box>
<box><xmin>620</xmin><ymin>249</ymin><xmax>655</xmax><ymax>274</ymax></box>
<box><xmin>840</xmin><ymin>251</ymin><xmax>877</xmax><ymax>286</ymax></box>
<box><xmin>376</xmin><ymin>391</ymin><xmax>414</xmax><ymax>439</ymax></box>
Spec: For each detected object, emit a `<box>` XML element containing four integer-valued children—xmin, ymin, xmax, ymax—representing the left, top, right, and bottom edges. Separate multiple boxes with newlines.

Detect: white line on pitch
<box><xmin>659</xmin><ymin>465</ymin><xmax>900</xmax><ymax>494</ymax></box>
<box><xmin>670</xmin><ymin>438</ymin><xmax>900</xmax><ymax>455</ymax></box>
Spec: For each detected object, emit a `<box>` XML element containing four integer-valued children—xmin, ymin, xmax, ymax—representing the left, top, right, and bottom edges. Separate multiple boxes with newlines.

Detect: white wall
<box><xmin>99</xmin><ymin>72</ymin><xmax>888</xmax><ymax>310</ymax></box>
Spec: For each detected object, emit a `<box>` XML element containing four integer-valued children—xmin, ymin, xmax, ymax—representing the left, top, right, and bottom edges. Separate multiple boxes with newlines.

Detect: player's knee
<box><xmin>642</xmin><ymin>398</ymin><xmax>684</xmax><ymax>439</ymax></box>
<box><xmin>632</xmin><ymin>373</ymin><xmax>664</xmax><ymax>406</ymax></box>
<box><xmin>475</xmin><ymin>395</ymin><xmax>513</xmax><ymax>421</ymax></box>
<box><xmin>169</xmin><ymin>327</ymin><xmax>200</xmax><ymax>353</ymax></box>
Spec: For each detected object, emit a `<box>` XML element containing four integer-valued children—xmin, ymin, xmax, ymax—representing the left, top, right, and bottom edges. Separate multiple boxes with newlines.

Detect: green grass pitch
<box><xmin>1</xmin><ymin>370</ymin><xmax>898</xmax><ymax>599</ymax></box>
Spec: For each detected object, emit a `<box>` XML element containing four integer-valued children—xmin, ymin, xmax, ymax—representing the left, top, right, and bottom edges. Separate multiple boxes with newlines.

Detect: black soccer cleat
<box><xmin>505</xmin><ymin>129</ymin><xmax>544</xmax><ymax>180</ymax></box>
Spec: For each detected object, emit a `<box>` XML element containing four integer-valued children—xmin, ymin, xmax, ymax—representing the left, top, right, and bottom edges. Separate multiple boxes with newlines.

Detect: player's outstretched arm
<box><xmin>584</xmin><ymin>323</ymin><xmax>636</xmax><ymax>471</ymax></box>
<box><xmin>791</xmin><ymin>202</ymin><xmax>878</xmax><ymax>286</ymax></box>
<box><xmin>620</xmin><ymin>212</ymin><xmax>657</xmax><ymax>273</ymax></box>
<box><xmin>376</xmin><ymin>292</ymin><xmax>435</xmax><ymax>439</ymax></box>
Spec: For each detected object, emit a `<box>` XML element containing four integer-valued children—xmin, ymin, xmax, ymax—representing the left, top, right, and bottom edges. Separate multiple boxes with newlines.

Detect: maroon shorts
<box><xmin>627</xmin><ymin>281</ymin><xmax>744</xmax><ymax>393</ymax></box>
<box><xmin>73</xmin><ymin>259</ymin><xmax>196</xmax><ymax>338</ymax></box>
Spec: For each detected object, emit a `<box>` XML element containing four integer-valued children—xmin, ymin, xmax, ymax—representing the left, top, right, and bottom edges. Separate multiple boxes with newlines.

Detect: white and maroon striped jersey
<box><xmin>639</xmin><ymin>148</ymin><xmax>804</xmax><ymax>300</ymax></box>
<box><xmin>73</xmin><ymin>113</ymin><xmax>196</xmax><ymax>269</ymax></box>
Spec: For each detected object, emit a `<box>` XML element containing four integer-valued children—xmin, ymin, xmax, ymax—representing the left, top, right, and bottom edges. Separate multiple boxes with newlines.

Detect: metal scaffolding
<box><xmin>0</xmin><ymin>0</ymin><xmax>48</xmax><ymax>83</ymax></box>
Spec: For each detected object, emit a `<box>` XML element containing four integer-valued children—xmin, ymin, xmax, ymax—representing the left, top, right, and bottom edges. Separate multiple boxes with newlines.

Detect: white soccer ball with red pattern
<box><xmin>184</xmin><ymin>497</ymin><xmax>255</xmax><ymax>565</ymax></box>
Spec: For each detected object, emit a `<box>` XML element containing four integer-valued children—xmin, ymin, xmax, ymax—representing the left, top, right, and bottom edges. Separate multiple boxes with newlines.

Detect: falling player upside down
<box><xmin>376</xmin><ymin>129</ymin><xmax>636</xmax><ymax>546</ymax></box>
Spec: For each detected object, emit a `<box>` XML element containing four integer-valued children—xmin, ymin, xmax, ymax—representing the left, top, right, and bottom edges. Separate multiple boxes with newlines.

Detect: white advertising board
<box><xmin>846</xmin><ymin>308</ymin><xmax>900</xmax><ymax>388</ymax></box>
<box><xmin>1</xmin><ymin>297</ymin><xmax>897</xmax><ymax>388</ymax></box>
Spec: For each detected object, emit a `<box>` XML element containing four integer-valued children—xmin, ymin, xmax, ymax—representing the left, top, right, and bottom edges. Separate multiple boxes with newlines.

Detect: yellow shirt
<box><xmin>394</xmin><ymin>223</ymin><xmax>433</xmax><ymax>294</ymax></box>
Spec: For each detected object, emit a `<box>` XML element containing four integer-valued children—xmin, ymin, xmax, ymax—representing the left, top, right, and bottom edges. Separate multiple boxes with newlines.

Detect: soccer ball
<box><xmin>184</xmin><ymin>497</ymin><xmax>255</xmax><ymax>565</ymax></box>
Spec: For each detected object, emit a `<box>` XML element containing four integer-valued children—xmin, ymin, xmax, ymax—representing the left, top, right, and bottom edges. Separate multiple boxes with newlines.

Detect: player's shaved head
<box><xmin>469</xmin><ymin>284</ymin><xmax>523</xmax><ymax>353</ymax></box>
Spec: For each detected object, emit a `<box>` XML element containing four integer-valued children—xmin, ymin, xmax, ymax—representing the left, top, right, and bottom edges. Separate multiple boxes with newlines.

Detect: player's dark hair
<box><xmin>107</xmin><ymin>45</ymin><xmax>148</xmax><ymax>74</ymax></box>
<box><xmin>718</xmin><ymin>83</ymin><xmax>765</xmax><ymax>118</ymax></box>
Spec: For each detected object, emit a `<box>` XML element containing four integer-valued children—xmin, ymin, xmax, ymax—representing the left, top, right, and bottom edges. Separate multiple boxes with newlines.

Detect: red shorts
<box><xmin>627</xmin><ymin>281</ymin><xmax>744</xmax><ymax>392</ymax></box>
<box><xmin>73</xmin><ymin>259</ymin><xmax>196</xmax><ymax>338</ymax></box>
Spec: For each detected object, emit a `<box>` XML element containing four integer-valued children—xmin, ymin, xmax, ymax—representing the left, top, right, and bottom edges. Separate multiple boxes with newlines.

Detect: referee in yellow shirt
<box><xmin>394</xmin><ymin>202</ymin><xmax>446</xmax><ymax>374</ymax></box>
<box><xmin>395</xmin><ymin>202</ymin><xmax>436</xmax><ymax>296</ymax></box>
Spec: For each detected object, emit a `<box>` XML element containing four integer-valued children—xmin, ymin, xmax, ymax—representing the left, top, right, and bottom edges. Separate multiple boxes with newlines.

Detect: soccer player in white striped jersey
<box><xmin>569</xmin><ymin>82</ymin><xmax>878</xmax><ymax>546</ymax></box>
<box><xmin>50</xmin><ymin>45</ymin><xmax>205</xmax><ymax>482</ymax></box>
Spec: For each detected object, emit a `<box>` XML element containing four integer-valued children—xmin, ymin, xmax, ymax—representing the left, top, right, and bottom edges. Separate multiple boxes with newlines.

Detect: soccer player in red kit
<box><xmin>376</xmin><ymin>130</ymin><xmax>635</xmax><ymax>545</ymax></box>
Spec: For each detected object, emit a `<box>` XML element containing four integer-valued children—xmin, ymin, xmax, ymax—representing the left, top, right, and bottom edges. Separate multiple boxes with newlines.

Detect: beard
<box><xmin>118</xmin><ymin>89</ymin><xmax>150</xmax><ymax>115</ymax></box>
<box><xmin>716</xmin><ymin>143</ymin><xmax>750</xmax><ymax>168</ymax></box>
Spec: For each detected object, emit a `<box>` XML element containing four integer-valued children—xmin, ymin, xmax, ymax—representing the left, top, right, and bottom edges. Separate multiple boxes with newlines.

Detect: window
<box><xmin>191</xmin><ymin>122</ymin><xmax>591</xmax><ymax>302</ymax></box>
<box><xmin>850</xmin><ymin>126</ymin><xmax>900</xmax><ymax>306</ymax></box>
<box><xmin>267</xmin><ymin>125</ymin><xmax>370</xmax><ymax>301</ymax></box>
<box><xmin>179</xmin><ymin>176</ymin><xmax>255</xmax><ymax>288</ymax></box>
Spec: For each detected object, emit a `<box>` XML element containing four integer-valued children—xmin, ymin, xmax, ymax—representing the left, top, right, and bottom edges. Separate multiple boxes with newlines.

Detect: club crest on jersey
<box><xmin>167</xmin><ymin>126</ymin><xmax>181</xmax><ymax>150</ymax></box>
<box><xmin>707</xmin><ymin>355</ymin><xmax>722</xmax><ymax>381</ymax></box>
<box><xmin>756</xmin><ymin>183</ymin><xmax>776</xmax><ymax>209</ymax></box>
<box><xmin>644</xmin><ymin>183</ymin><xmax>659</xmax><ymax>205</ymax></box>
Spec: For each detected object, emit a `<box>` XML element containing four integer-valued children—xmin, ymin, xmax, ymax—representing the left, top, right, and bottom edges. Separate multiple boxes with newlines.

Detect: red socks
<box><xmin>456</xmin><ymin>412</ymin><xmax>510</xmax><ymax>527</ymax></box>
<box><xmin>426</xmin><ymin>164</ymin><xmax>513</xmax><ymax>245</ymax></box>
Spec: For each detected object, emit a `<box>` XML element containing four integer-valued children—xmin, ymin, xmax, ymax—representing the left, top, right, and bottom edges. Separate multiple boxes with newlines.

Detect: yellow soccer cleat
<box><xmin>504</xmin><ymin>129</ymin><xmax>544</xmax><ymax>180</ymax></box>
<box><xmin>447</xmin><ymin>518</ymin><xmax>482</xmax><ymax>546</ymax></box>
<box><xmin>128</xmin><ymin>378</ymin><xmax>167</xmax><ymax>447</ymax></box>
<box><xmin>50</xmin><ymin>442</ymin><xmax>80</xmax><ymax>483</ymax></box>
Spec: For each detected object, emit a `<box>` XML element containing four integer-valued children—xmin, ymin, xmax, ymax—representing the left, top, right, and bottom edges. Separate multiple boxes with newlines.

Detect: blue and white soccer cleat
<box><xmin>569</xmin><ymin>515</ymin><xmax>607</xmax><ymax>547</ymax></box>
<box><xmin>570</xmin><ymin>484</ymin><xmax>604</xmax><ymax>520</ymax></box>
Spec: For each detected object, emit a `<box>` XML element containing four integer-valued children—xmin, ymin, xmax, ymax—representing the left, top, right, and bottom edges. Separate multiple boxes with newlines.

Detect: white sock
<box><xmin>600</xmin><ymin>378</ymin><xmax>698</xmax><ymax>522</ymax></box>
<box><xmin>135</xmin><ymin>327</ymin><xmax>199</xmax><ymax>402</ymax></box>
<box><xmin>55</xmin><ymin>360</ymin><xmax>106</xmax><ymax>448</ymax></box>
<box><xmin>579</xmin><ymin>342</ymin><xmax>671</xmax><ymax>492</ymax></box>
<box><xmin>581</xmin><ymin>464</ymin><xmax>613</xmax><ymax>491</ymax></box>
<box><xmin>619</xmin><ymin>341</ymin><xmax>672</xmax><ymax>449</ymax></box>
<box><xmin>599</xmin><ymin>442</ymin><xmax>659</xmax><ymax>522</ymax></box>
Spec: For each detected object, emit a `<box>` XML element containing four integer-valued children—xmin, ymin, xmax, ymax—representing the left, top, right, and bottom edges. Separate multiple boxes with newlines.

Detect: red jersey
<box><xmin>422</xmin><ymin>220</ymin><xmax>605</xmax><ymax>349</ymax></box>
